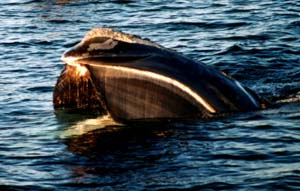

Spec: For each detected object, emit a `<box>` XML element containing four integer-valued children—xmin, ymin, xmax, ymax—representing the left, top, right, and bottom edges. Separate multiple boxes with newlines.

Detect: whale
<box><xmin>53</xmin><ymin>28</ymin><xmax>262</xmax><ymax>122</ymax></box>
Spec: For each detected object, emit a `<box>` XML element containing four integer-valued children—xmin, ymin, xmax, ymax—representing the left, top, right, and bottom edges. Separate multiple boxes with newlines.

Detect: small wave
<box><xmin>2</xmin><ymin>39</ymin><xmax>56</xmax><ymax>47</ymax></box>
<box><xmin>212</xmin><ymin>152</ymin><xmax>270</xmax><ymax>161</ymax></box>
<box><xmin>276</xmin><ymin>97</ymin><xmax>300</xmax><ymax>104</ymax></box>
<box><xmin>56</xmin><ymin>0</ymin><xmax>80</xmax><ymax>4</ymax></box>
<box><xmin>211</xmin><ymin>3</ymin><xmax>227</xmax><ymax>7</ymax></box>
<box><xmin>27</xmin><ymin>86</ymin><xmax>53</xmax><ymax>93</ymax></box>
<box><xmin>0</xmin><ymin>185</ymin><xmax>47</xmax><ymax>191</ymax></box>
<box><xmin>164</xmin><ymin>21</ymin><xmax>249</xmax><ymax>30</ymax></box>
<box><xmin>215</xmin><ymin>44</ymin><xmax>282</xmax><ymax>56</ymax></box>
<box><xmin>274</xmin><ymin>13</ymin><xmax>300</xmax><ymax>19</ymax></box>
<box><xmin>109</xmin><ymin>0</ymin><xmax>135</xmax><ymax>4</ymax></box>
<box><xmin>2</xmin><ymin>41</ymin><xmax>30</xmax><ymax>48</ymax></box>
<box><xmin>224</xmin><ymin>7</ymin><xmax>261</xmax><ymax>14</ymax></box>
<box><xmin>158</xmin><ymin>182</ymin><xmax>236</xmax><ymax>191</ymax></box>
<box><xmin>275</xmin><ymin>84</ymin><xmax>300</xmax><ymax>104</ymax></box>
<box><xmin>261</xmin><ymin>174</ymin><xmax>300</xmax><ymax>190</ymax></box>
<box><xmin>286</xmin><ymin>114</ymin><xmax>300</xmax><ymax>120</ymax></box>
<box><xmin>62</xmin><ymin>40</ymin><xmax>81</xmax><ymax>48</ymax></box>
<box><xmin>286</xmin><ymin>20</ymin><xmax>300</xmax><ymax>33</ymax></box>
<box><xmin>212</xmin><ymin>33</ymin><xmax>271</xmax><ymax>41</ymax></box>
<box><xmin>0</xmin><ymin>0</ymin><xmax>43</xmax><ymax>6</ymax></box>
<box><xmin>28</xmin><ymin>39</ymin><xmax>55</xmax><ymax>46</ymax></box>
<box><xmin>45</xmin><ymin>19</ymin><xmax>86</xmax><ymax>24</ymax></box>
<box><xmin>215</xmin><ymin>44</ymin><xmax>244</xmax><ymax>55</ymax></box>
<box><xmin>283</xmin><ymin>49</ymin><xmax>300</xmax><ymax>55</ymax></box>
<box><xmin>287</xmin><ymin>20</ymin><xmax>300</xmax><ymax>28</ymax></box>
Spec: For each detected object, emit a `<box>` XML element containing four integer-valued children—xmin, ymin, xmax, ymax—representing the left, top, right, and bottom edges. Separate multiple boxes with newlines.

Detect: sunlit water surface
<box><xmin>1</xmin><ymin>0</ymin><xmax>300</xmax><ymax>190</ymax></box>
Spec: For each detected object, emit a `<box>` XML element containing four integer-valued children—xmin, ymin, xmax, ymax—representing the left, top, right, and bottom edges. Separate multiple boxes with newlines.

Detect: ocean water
<box><xmin>1</xmin><ymin>0</ymin><xmax>300</xmax><ymax>190</ymax></box>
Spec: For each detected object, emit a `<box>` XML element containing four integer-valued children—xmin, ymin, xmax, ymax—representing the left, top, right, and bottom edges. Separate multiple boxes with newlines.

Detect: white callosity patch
<box><xmin>85</xmin><ymin>28</ymin><xmax>163</xmax><ymax>49</ymax></box>
<box><xmin>61</xmin><ymin>28</ymin><xmax>166</xmax><ymax>64</ymax></box>
<box><xmin>87</xmin><ymin>38</ymin><xmax>118</xmax><ymax>51</ymax></box>
<box><xmin>61</xmin><ymin>28</ymin><xmax>156</xmax><ymax>63</ymax></box>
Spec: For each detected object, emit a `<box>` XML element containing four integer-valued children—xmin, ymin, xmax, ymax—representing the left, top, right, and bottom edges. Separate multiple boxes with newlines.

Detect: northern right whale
<box><xmin>53</xmin><ymin>28</ymin><xmax>262</xmax><ymax>122</ymax></box>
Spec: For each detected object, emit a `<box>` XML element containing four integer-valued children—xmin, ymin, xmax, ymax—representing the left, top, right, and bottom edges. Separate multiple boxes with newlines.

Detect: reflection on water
<box><xmin>60</xmin><ymin>115</ymin><xmax>121</xmax><ymax>138</ymax></box>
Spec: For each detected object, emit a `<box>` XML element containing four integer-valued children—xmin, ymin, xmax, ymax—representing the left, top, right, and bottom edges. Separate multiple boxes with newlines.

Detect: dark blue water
<box><xmin>1</xmin><ymin>0</ymin><xmax>300</xmax><ymax>190</ymax></box>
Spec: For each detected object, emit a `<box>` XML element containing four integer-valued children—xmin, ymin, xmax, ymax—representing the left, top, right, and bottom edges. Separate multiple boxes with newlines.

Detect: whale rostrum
<box><xmin>53</xmin><ymin>28</ymin><xmax>262</xmax><ymax>122</ymax></box>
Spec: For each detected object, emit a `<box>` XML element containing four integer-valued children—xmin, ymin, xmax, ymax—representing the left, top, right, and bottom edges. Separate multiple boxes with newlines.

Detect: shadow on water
<box><xmin>64</xmin><ymin>121</ymin><xmax>175</xmax><ymax>157</ymax></box>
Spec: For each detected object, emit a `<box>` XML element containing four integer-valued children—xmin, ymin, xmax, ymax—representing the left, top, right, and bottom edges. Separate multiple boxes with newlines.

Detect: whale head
<box><xmin>54</xmin><ymin>28</ymin><xmax>262</xmax><ymax>122</ymax></box>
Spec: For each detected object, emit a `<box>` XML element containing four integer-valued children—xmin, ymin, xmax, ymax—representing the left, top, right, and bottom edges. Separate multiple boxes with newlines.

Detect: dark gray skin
<box><xmin>53</xmin><ymin>28</ymin><xmax>262</xmax><ymax>122</ymax></box>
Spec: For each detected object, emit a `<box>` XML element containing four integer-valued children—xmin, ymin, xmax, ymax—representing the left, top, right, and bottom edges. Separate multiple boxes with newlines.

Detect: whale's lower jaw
<box><xmin>53</xmin><ymin>63</ymin><xmax>214</xmax><ymax>122</ymax></box>
<box><xmin>53</xmin><ymin>64</ymin><xmax>108</xmax><ymax>116</ymax></box>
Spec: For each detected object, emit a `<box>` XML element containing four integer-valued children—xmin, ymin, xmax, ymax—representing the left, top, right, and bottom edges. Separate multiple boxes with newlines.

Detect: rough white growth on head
<box><xmin>84</xmin><ymin>28</ymin><xmax>163</xmax><ymax>49</ymax></box>
<box><xmin>87</xmin><ymin>39</ymin><xmax>118</xmax><ymax>51</ymax></box>
<box><xmin>62</xmin><ymin>28</ymin><xmax>166</xmax><ymax>63</ymax></box>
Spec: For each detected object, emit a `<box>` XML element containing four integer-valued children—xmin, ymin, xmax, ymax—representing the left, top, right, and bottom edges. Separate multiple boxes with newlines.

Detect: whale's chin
<box><xmin>53</xmin><ymin>28</ymin><xmax>262</xmax><ymax>122</ymax></box>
